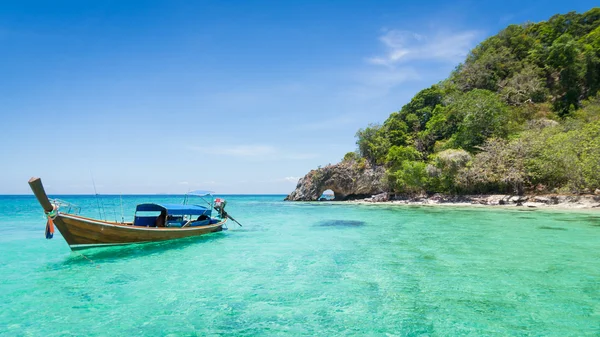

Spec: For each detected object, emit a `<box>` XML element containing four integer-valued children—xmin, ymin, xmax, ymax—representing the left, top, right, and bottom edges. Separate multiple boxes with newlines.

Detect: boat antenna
<box><xmin>90</xmin><ymin>172</ymin><xmax>105</xmax><ymax>220</ymax></box>
<box><xmin>120</xmin><ymin>193</ymin><xmax>124</xmax><ymax>223</ymax></box>
<box><xmin>183</xmin><ymin>189</ymin><xmax>189</xmax><ymax>205</ymax></box>
<box><xmin>111</xmin><ymin>198</ymin><xmax>118</xmax><ymax>223</ymax></box>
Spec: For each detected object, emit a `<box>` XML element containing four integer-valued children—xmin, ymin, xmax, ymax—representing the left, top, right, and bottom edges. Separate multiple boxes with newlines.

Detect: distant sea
<box><xmin>1</xmin><ymin>195</ymin><xmax>599</xmax><ymax>336</ymax></box>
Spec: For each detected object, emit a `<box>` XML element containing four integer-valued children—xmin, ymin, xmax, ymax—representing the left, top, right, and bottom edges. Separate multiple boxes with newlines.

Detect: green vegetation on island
<box><xmin>346</xmin><ymin>8</ymin><xmax>600</xmax><ymax>196</ymax></box>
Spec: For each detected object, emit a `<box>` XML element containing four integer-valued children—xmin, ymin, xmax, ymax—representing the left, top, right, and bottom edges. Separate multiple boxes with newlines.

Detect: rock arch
<box><xmin>319</xmin><ymin>189</ymin><xmax>335</xmax><ymax>201</ymax></box>
<box><xmin>318</xmin><ymin>187</ymin><xmax>345</xmax><ymax>201</ymax></box>
<box><xmin>284</xmin><ymin>162</ymin><xmax>387</xmax><ymax>201</ymax></box>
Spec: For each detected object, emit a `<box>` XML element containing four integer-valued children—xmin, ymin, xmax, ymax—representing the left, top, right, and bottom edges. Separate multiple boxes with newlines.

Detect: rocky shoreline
<box><xmin>345</xmin><ymin>193</ymin><xmax>600</xmax><ymax>209</ymax></box>
<box><xmin>284</xmin><ymin>161</ymin><xmax>600</xmax><ymax>209</ymax></box>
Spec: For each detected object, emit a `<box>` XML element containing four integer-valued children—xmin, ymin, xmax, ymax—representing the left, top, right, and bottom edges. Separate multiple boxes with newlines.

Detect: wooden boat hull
<box><xmin>53</xmin><ymin>213</ymin><xmax>226</xmax><ymax>250</ymax></box>
<box><xmin>28</xmin><ymin>177</ymin><xmax>228</xmax><ymax>250</ymax></box>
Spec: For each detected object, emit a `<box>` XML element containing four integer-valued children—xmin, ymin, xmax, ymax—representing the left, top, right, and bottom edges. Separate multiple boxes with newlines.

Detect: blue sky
<box><xmin>1</xmin><ymin>0</ymin><xmax>597</xmax><ymax>194</ymax></box>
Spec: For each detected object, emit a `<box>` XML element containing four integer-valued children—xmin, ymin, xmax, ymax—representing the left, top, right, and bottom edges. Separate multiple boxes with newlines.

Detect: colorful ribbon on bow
<box><xmin>45</xmin><ymin>207</ymin><xmax>57</xmax><ymax>239</ymax></box>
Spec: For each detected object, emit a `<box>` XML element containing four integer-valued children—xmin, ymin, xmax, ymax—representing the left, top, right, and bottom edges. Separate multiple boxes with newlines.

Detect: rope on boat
<box><xmin>44</xmin><ymin>205</ymin><xmax>58</xmax><ymax>239</ymax></box>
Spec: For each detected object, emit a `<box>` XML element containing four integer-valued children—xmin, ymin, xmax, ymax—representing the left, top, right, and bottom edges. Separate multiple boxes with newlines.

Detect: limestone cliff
<box><xmin>284</xmin><ymin>162</ymin><xmax>386</xmax><ymax>201</ymax></box>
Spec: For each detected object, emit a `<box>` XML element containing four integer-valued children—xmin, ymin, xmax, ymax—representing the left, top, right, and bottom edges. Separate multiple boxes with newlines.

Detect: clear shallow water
<box><xmin>1</xmin><ymin>195</ymin><xmax>599</xmax><ymax>336</ymax></box>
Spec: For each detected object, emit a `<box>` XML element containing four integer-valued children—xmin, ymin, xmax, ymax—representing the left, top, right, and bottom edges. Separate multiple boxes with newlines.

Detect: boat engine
<box><xmin>214</xmin><ymin>198</ymin><xmax>227</xmax><ymax>218</ymax></box>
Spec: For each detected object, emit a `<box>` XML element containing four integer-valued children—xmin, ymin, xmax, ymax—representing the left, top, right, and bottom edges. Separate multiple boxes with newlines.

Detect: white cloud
<box><xmin>360</xmin><ymin>67</ymin><xmax>420</xmax><ymax>88</ymax></box>
<box><xmin>298</xmin><ymin>115</ymin><xmax>356</xmax><ymax>131</ymax></box>
<box><xmin>189</xmin><ymin>144</ymin><xmax>317</xmax><ymax>161</ymax></box>
<box><xmin>177</xmin><ymin>180</ymin><xmax>220</xmax><ymax>186</ymax></box>
<box><xmin>341</xmin><ymin>67</ymin><xmax>421</xmax><ymax>100</ymax></box>
<box><xmin>220</xmin><ymin>145</ymin><xmax>277</xmax><ymax>157</ymax></box>
<box><xmin>368</xmin><ymin>29</ymin><xmax>481</xmax><ymax>67</ymax></box>
<box><xmin>249</xmin><ymin>176</ymin><xmax>302</xmax><ymax>184</ymax></box>
<box><xmin>190</xmin><ymin>145</ymin><xmax>276</xmax><ymax>157</ymax></box>
<box><xmin>283</xmin><ymin>153</ymin><xmax>318</xmax><ymax>160</ymax></box>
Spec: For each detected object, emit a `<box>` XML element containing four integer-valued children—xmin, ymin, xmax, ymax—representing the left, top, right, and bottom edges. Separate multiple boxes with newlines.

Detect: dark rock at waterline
<box><xmin>363</xmin><ymin>192</ymin><xmax>389</xmax><ymax>203</ymax></box>
<box><xmin>316</xmin><ymin>220</ymin><xmax>366</xmax><ymax>227</ymax></box>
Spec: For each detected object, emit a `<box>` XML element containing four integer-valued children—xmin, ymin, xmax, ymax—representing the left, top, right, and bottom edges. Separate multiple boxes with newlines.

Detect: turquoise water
<box><xmin>1</xmin><ymin>195</ymin><xmax>599</xmax><ymax>336</ymax></box>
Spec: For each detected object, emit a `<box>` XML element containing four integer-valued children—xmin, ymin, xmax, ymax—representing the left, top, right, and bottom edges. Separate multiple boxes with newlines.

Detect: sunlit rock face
<box><xmin>284</xmin><ymin>162</ymin><xmax>386</xmax><ymax>201</ymax></box>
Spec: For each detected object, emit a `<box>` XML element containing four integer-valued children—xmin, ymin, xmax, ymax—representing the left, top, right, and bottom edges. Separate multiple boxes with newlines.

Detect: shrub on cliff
<box><xmin>525</xmin><ymin>118</ymin><xmax>600</xmax><ymax>192</ymax></box>
<box><xmin>427</xmin><ymin>149</ymin><xmax>472</xmax><ymax>193</ymax></box>
<box><xmin>342</xmin><ymin>151</ymin><xmax>360</xmax><ymax>163</ymax></box>
<box><xmin>444</xmin><ymin>89</ymin><xmax>510</xmax><ymax>151</ymax></box>
<box><xmin>457</xmin><ymin>139</ymin><xmax>529</xmax><ymax>194</ymax></box>
<box><xmin>387</xmin><ymin>161</ymin><xmax>429</xmax><ymax>195</ymax></box>
<box><xmin>355</xmin><ymin>124</ymin><xmax>390</xmax><ymax>164</ymax></box>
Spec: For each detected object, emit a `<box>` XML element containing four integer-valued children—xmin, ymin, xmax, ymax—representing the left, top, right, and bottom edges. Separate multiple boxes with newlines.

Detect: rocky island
<box><xmin>287</xmin><ymin>9</ymin><xmax>600</xmax><ymax>209</ymax></box>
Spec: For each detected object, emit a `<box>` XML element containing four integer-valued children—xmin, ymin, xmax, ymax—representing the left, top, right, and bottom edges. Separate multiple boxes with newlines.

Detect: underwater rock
<box><xmin>316</xmin><ymin>220</ymin><xmax>366</xmax><ymax>227</ymax></box>
<box><xmin>538</xmin><ymin>226</ymin><xmax>567</xmax><ymax>231</ymax></box>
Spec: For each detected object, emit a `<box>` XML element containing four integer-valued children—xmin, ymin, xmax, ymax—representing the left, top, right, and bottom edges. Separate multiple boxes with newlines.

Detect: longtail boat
<box><xmin>28</xmin><ymin>177</ymin><xmax>238</xmax><ymax>250</ymax></box>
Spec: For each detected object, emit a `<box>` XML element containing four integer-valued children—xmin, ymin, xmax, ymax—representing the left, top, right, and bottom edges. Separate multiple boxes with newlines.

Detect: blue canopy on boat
<box><xmin>187</xmin><ymin>190</ymin><xmax>215</xmax><ymax>196</ymax></box>
<box><xmin>135</xmin><ymin>203</ymin><xmax>210</xmax><ymax>216</ymax></box>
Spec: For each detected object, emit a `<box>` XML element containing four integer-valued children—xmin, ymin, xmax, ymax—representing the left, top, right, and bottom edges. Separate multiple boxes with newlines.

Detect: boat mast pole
<box><xmin>91</xmin><ymin>173</ymin><xmax>104</xmax><ymax>220</ymax></box>
<box><xmin>120</xmin><ymin>193</ymin><xmax>124</xmax><ymax>223</ymax></box>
